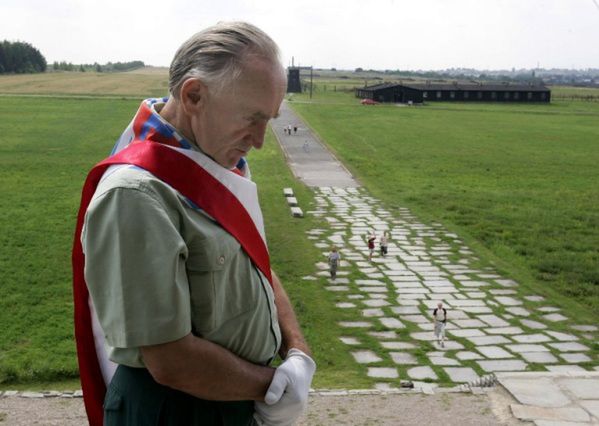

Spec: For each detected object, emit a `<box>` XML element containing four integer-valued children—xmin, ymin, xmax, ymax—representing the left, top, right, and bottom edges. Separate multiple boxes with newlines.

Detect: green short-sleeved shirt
<box><xmin>82</xmin><ymin>165</ymin><xmax>281</xmax><ymax>368</ymax></box>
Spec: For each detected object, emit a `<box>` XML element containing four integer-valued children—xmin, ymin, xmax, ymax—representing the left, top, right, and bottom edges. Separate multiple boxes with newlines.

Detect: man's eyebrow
<box><xmin>249</xmin><ymin>111</ymin><xmax>279</xmax><ymax>120</ymax></box>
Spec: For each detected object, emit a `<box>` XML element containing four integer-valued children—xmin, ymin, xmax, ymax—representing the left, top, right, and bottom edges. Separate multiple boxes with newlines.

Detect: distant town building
<box><xmin>355</xmin><ymin>82</ymin><xmax>551</xmax><ymax>103</ymax></box>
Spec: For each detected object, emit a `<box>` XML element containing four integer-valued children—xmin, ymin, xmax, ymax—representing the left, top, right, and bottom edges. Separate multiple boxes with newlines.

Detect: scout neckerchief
<box><xmin>72</xmin><ymin>98</ymin><xmax>270</xmax><ymax>426</ymax></box>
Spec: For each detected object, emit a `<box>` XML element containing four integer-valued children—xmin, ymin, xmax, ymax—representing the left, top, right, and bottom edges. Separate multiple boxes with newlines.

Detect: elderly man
<box><xmin>73</xmin><ymin>22</ymin><xmax>315</xmax><ymax>426</ymax></box>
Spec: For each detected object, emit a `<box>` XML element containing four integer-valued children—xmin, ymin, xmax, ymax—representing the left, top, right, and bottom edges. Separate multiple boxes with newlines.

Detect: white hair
<box><xmin>168</xmin><ymin>21</ymin><xmax>284</xmax><ymax>98</ymax></box>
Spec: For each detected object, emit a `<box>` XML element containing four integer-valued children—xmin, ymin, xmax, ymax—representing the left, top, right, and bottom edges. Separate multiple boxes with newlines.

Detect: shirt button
<box><xmin>218</xmin><ymin>256</ymin><xmax>225</xmax><ymax>265</ymax></box>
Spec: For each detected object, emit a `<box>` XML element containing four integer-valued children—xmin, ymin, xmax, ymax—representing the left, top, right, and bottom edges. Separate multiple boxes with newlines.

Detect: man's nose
<box><xmin>250</xmin><ymin>121</ymin><xmax>268</xmax><ymax>149</ymax></box>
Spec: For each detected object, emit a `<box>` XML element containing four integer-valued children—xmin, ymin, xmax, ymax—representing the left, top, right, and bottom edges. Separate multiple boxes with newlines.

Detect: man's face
<box><xmin>191</xmin><ymin>57</ymin><xmax>286</xmax><ymax>168</ymax></box>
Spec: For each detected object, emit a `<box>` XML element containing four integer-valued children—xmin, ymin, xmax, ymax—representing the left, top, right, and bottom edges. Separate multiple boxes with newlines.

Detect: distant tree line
<box><xmin>52</xmin><ymin>60</ymin><xmax>145</xmax><ymax>73</ymax></box>
<box><xmin>0</xmin><ymin>40</ymin><xmax>47</xmax><ymax>74</ymax></box>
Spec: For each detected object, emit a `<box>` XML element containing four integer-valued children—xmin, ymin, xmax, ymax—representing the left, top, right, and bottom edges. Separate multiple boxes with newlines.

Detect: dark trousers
<box><xmin>104</xmin><ymin>365</ymin><xmax>256</xmax><ymax>426</ymax></box>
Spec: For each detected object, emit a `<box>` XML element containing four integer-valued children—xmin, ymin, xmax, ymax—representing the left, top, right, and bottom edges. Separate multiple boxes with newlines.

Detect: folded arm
<box><xmin>141</xmin><ymin>333</ymin><xmax>275</xmax><ymax>401</ymax></box>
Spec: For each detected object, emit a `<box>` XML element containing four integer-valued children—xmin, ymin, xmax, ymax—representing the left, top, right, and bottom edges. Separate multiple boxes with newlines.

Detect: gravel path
<box><xmin>0</xmin><ymin>389</ymin><xmax>527</xmax><ymax>426</ymax></box>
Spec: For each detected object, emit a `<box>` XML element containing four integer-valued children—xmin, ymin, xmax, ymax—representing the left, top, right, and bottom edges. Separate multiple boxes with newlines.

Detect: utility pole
<box><xmin>310</xmin><ymin>66</ymin><xmax>313</xmax><ymax>99</ymax></box>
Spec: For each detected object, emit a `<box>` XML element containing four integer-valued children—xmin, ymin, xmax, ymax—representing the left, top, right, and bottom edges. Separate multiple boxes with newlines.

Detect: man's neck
<box><xmin>158</xmin><ymin>98</ymin><xmax>198</xmax><ymax>149</ymax></box>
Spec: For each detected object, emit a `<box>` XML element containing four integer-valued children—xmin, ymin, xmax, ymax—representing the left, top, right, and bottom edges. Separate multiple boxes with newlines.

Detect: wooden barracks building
<box><xmin>355</xmin><ymin>82</ymin><xmax>551</xmax><ymax>103</ymax></box>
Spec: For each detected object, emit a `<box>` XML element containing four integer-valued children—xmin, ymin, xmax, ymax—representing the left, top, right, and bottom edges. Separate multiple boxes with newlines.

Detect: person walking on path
<box><xmin>432</xmin><ymin>302</ymin><xmax>447</xmax><ymax>348</ymax></box>
<box><xmin>328</xmin><ymin>246</ymin><xmax>341</xmax><ymax>280</ymax></box>
<box><xmin>73</xmin><ymin>21</ymin><xmax>315</xmax><ymax>426</ymax></box>
<box><xmin>367</xmin><ymin>233</ymin><xmax>376</xmax><ymax>261</ymax></box>
<box><xmin>293</xmin><ymin>125</ymin><xmax>298</xmax><ymax>134</ymax></box>
<box><xmin>379</xmin><ymin>232</ymin><xmax>388</xmax><ymax>257</ymax></box>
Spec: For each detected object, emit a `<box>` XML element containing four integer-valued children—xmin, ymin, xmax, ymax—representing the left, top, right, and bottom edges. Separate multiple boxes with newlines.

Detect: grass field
<box><xmin>0</xmin><ymin>94</ymin><xmax>369</xmax><ymax>388</ymax></box>
<box><xmin>0</xmin><ymin>68</ymin><xmax>168</xmax><ymax>98</ymax></box>
<box><xmin>290</xmin><ymin>92</ymin><xmax>599</xmax><ymax>312</ymax></box>
<box><xmin>1</xmin><ymin>72</ymin><xmax>598</xmax><ymax>389</ymax></box>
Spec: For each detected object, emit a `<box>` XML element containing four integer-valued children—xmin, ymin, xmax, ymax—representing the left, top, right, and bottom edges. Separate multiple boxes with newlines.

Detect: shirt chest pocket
<box><xmin>186</xmin><ymin>232</ymin><xmax>257</xmax><ymax>335</ymax></box>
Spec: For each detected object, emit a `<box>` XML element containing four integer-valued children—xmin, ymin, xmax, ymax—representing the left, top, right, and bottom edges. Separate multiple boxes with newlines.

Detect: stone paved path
<box><xmin>272</xmin><ymin>102</ymin><xmax>359</xmax><ymax>188</ymax></box>
<box><xmin>302</xmin><ymin>187</ymin><xmax>598</xmax><ymax>390</ymax></box>
<box><xmin>273</xmin><ymin>103</ymin><xmax>599</xmax><ymax>424</ymax></box>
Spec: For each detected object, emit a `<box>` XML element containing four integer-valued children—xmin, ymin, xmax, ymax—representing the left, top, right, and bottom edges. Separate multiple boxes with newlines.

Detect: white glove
<box><xmin>254</xmin><ymin>348</ymin><xmax>316</xmax><ymax>426</ymax></box>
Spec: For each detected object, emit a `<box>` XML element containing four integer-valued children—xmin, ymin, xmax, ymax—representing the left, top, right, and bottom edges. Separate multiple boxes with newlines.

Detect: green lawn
<box><xmin>0</xmin><ymin>97</ymin><xmax>137</xmax><ymax>384</ymax></box>
<box><xmin>2</xmin><ymin>91</ymin><xmax>598</xmax><ymax>389</ymax></box>
<box><xmin>0</xmin><ymin>96</ymin><xmax>364</xmax><ymax>388</ymax></box>
<box><xmin>290</xmin><ymin>94</ymin><xmax>599</xmax><ymax>310</ymax></box>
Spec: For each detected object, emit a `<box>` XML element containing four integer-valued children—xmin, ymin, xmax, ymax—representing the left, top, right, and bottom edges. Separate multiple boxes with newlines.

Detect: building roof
<box><xmin>357</xmin><ymin>82</ymin><xmax>399</xmax><ymax>91</ymax></box>
<box><xmin>360</xmin><ymin>82</ymin><xmax>550</xmax><ymax>92</ymax></box>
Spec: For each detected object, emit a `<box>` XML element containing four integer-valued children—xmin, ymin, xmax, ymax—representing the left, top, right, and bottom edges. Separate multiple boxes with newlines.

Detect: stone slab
<box><xmin>336</xmin><ymin>302</ymin><xmax>356</xmax><ymax>308</ymax></box>
<box><xmin>401</xmin><ymin>314</ymin><xmax>430</xmax><ymax>323</ymax></box>
<box><xmin>410</xmin><ymin>332</ymin><xmax>436</xmax><ymax>341</ymax></box>
<box><xmin>367</xmin><ymin>367</ymin><xmax>398</xmax><ymax>379</ymax></box>
<box><xmin>549</xmin><ymin>342</ymin><xmax>589</xmax><ymax>352</ymax></box>
<box><xmin>477</xmin><ymin>346</ymin><xmax>515</xmax><ymax>359</ymax></box>
<box><xmin>456</xmin><ymin>351</ymin><xmax>484</xmax><ymax>361</ymax></box>
<box><xmin>452</xmin><ymin>319</ymin><xmax>486</xmax><ymax>328</ymax></box>
<box><xmin>537</xmin><ymin>306</ymin><xmax>561</xmax><ymax>313</ymax></box>
<box><xmin>407</xmin><ymin>366</ymin><xmax>438</xmax><ymax>381</ymax></box>
<box><xmin>460</xmin><ymin>306</ymin><xmax>493</xmax><ymax>314</ymax></box>
<box><xmin>545</xmin><ymin>331</ymin><xmax>578</xmax><ymax>342</ymax></box>
<box><xmin>428</xmin><ymin>355</ymin><xmax>460</xmax><ymax>366</ymax></box>
<box><xmin>546</xmin><ymin>365</ymin><xmax>588</xmax><ymax>373</ymax></box>
<box><xmin>520</xmin><ymin>352</ymin><xmax>559</xmax><ymax>363</ymax></box>
<box><xmin>381</xmin><ymin>341</ymin><xmax>416</xmax><ymax>350</ymax></box>
<box><xmin>339</xmin><ymin>337</ymin><xmax>360</xmax><ymax>345</ymax></box>
<box><xmin>505</xmin><ymin>344</ymin><xmax>550</xmax><ymax>353</ymax></box>
<box><xmin>326</xmin><ymin>285</ymin><xmax>349</xmax><ymax>292</ymax></box>
<box><xmin>520</xmin><ymin>319</ymin><xmax>548</xmax><ymax>330</ymax></box>
<box><xmin>362</xmin><ymin>308</ymin><xmax>385</xmax><ymax>317</ymax></box>
<box><xmin>379</xmin><ymin>317</ymin><xmax>405</xmax><ymax>329</ymax></box>
<box><xmin>505</xmin><ymin>307</ymin><xmax>530</xmax><ymax>317</ymax></box>
<box><xmin>559</xmin><ymin>378</ymin><xmax>599</xmax><ymax>399</ymax></box>
<box><xmin>495</xmin><ymin>279</ymin><xmax>518</xmax><ymax>287</ymax></box>
<box><xmin>512</xmin><ymin>334</ymin><xmax>552</xmax><ymax>344</ymax></box>
<box><xmin>559</xmin><ymin>353</ymin><xmax>591</xmax><ymax>363</ymax></box>
<box><xmin>390</xmin><ymin>352</ymin><xmax>418</xmax><ymax>365</ymax></box>
<box><xmin>436</xmin><ymin>340</ymin><xmax>465</xmax><ymax>351</ymax></box>
<box><xmin>351</xmin><ymin>350</ymin><xmax>383</xmax><ymax>364</ymax></box>
<box><xmin>449</xmin><ymin>328</ymin><xmax>486</xmax><ymax>338</ymax></box>
<box><xmin>477</xmin><ymin>360</ymin><xmax>528</xmax><ymax>372</ymax></box>
<box><xmin>495</xmin><ymin>296</ymin><xmax>523</xmax><ymax>306</ymax></box>
<box><xmin>477</xmin><ymin>315</ymin><xmax>510</xmax><ymax>327</ymax></box>
<box><xmin>338</xmin><ymin>321</ymin><xmax>372</xmax><ymax>328</ymax></box>
<box><xmin>363</xmin><ymin>299</ymin><xmax>391</xmax><ymax>307</ymax></box>
<box><xmin>486</xmin><ymin>326</ymin><xmax>525</xmax><ymax>335</ymax></box>
<box><xmin>443</xmin><ymin>367</ymin><xmax>479</xmax><ymax>383</ymax></box>
<box><xmin>543</xmin><ymin>313</ymin><xmax>568</xmax><ymax>322</ymax></box>
<box><xmin>510</xmin><ymin>404</ymin><xmax>589</xmax><ymax>423</ymax></box>
<box><xmin>571</xmin><ymin>325</ymin><xmax>598</xmax><ymax>332</ymax></box>
<box><xmin>467</xmin><ymin>335</ymin><xmax>511</xmax><ymax>346</ymax></box>
<box><xmin>390</xmin><ymin>306</ymin><xmax>421</xmax><ymax>315</ymax></box>
<box><xmin>578</xmin><ymin>400</ymin><xmax>599</xmax><ymax>419</ymax></box>
<box><xmin>368</xmin><ymin>331</ymin><xmax>397</xmax><ymax>339</ymax></box>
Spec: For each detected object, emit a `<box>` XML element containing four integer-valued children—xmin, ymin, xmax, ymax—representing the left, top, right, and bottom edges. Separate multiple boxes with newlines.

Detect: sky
<box><xmin>3</xmin><ymin>0</ymin><xmax>599</xmax><ymax>71</ymax></box>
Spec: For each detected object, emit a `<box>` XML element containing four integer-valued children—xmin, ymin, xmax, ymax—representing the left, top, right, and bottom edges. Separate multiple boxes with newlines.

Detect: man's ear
<box><xmin>180</xmin><ymin>78</ymin><xmax>207</xmax><ymax>115</ymax></box>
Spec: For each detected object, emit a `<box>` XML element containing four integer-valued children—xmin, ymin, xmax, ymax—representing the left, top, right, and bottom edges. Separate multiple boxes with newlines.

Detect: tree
<box><xmin>0</xmin><ymin>40</ymin><xmax>46</xmax><ymax>74</ymax></box>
